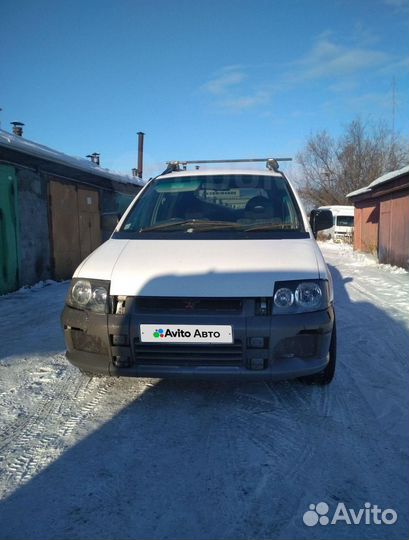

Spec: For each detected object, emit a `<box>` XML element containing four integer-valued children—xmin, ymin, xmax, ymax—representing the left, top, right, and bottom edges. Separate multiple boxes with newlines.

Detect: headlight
<box><xmin>67</xmin><ymin>279</ymin><xmax>110</xmax><ymax>313</ymax></box>
<box><xmin>295</xmin><ymin>282</ymin><xmax>322</xmax><ymax>309</ymax></box>
<box><xmin>273</xmin><ymin>280</ymin><xmax>328</xmax><ymax>314</ymax></box>
<box><xmin>71</xmin><ymin>280</ymin><xmax>92</xmax><ymax>306</ymax></box>
<box><xmin>92</xmin><ymin>287</ymin><xmax>108</xmax><ymax>307</ymax></box>
<box><xmin>274</xmin><ymin>287</ymin><xmax>294</xmax><ymax>308</ymax></box>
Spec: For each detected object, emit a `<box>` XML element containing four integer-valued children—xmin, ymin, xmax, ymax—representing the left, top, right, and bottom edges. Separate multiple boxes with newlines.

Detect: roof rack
<box><xmin>164</xmin><ymin>157</ymin><xmax>292</xmax><ymax>173</ymax></box>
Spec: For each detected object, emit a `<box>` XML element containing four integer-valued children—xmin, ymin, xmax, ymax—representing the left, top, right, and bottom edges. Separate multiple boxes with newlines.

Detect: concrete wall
<box><xmin>17</xmin><ymin>168</ymin><xmax>52</xmax><ymax>286</ymax></box>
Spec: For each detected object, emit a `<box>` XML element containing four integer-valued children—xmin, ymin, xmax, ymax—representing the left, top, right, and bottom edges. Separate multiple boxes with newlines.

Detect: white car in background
<box><xmin>318</xmin><ymin>205</ymin><xmax>354</xmax><ymax>242</ymax></box>
<box><xmin>61</xmin><ymin>158</ymin><xmax>337</xmax><ymax>384</ymax></box>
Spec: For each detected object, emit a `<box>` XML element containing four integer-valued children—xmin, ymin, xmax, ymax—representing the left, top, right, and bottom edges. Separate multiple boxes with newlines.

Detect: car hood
<box><xmin>75</xmin><ymin>238</ymin><xmax>323</xmax><ymax>297</ymax></box>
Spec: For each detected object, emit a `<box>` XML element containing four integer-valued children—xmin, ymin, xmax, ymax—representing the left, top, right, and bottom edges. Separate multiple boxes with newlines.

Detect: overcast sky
<box><xmin>1</xmin><ymin>0</ymin><xmax>408</xmax><ymax>178</ymax></box>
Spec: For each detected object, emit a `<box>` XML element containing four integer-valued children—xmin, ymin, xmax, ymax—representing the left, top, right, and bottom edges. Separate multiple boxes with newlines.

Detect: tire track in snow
<box><xmin>0</xmin><ymin>366</ymin><xmax>80</xmax><ymax>453</ymax></box>
<box><xmin>0</xmin><ymin>372</ymin><xmax>116</xmax><ymax>496</ymax></box>
<box><xmin>230</xmin><ymin>383</ymin><xmax>316</xmax><ymax>479</ymax></box>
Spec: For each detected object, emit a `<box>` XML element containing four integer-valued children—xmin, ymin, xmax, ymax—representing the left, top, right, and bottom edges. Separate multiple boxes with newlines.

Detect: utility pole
<box><xmin>392</xmin><ymin>76</ymin><xmax>396</xmax><ymax>139</ymax></box>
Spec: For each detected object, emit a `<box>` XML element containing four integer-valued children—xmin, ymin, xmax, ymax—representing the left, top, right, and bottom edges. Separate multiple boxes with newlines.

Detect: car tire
<box><xmin>302</xmin><ymin>318</ymin><xmax>337</xmax><ymax>385</ymax></box>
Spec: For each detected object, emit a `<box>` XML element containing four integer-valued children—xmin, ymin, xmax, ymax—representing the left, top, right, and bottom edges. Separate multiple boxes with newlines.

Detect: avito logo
<box><xmin>303</xmin><ymin>501</ymin><xmax>398</xmax><ymax>527</ymax></box>
<box><xmin>152</xmin><ymin>328</ymin><xmax>221</xmax><ymax>339</ymax></box>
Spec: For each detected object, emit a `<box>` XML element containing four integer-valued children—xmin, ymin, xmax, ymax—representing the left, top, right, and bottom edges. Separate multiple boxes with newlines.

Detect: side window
<box><xmin>123</xmin><ymin>190</ymin><xmax>159</xmax><ymax>230</ymax></box>
<box><xmin>155</xmin><ymin>193</ymin><xmax>179</xmax><ymax>222</ymax></box>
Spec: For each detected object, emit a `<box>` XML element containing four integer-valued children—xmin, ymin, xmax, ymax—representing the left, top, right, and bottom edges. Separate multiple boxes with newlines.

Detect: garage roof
<box><xmin>347</xmin><ymin>164</ymin><xmax>409</xmax><ymax>199</ymax></box>
<box><xmin>0</xmin><ymin>128</ymin><xmax>144</xmax><ymax>187</ymax></box>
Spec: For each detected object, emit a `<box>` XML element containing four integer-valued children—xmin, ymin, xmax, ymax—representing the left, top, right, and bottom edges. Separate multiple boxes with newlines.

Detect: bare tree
<box><xmin>297</xmin><ymin>118</ymin><xmax>409</xmax><ymax>207</ymax></box>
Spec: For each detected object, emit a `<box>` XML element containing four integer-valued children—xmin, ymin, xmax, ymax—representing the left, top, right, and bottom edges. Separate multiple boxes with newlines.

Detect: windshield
<box><xmin>336</xmin><ymin>215</ymin><xmax>354</xmax><ymax>227</ymax></box>
<box><xmin>120</xmin><ymin>174</ymin><xmax>303</xmax><ymax>234</ymax></box>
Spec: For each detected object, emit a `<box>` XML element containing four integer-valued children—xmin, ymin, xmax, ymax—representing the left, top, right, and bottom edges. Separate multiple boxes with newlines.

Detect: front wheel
<box><xmin>302</xmin><ymin>319</ymin><xmax>337</xmax><ymax>385</ymax></box>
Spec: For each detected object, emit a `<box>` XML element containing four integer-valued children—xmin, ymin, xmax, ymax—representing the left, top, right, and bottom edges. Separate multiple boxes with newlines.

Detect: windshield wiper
<box><xmin>139</xmin><ymin>220</ymin><xmax>299</xmax><ymax>233</ymax></box>
<box><xmin>243</xmin><ymin>223</ymin><xmax>299</xmax><ymax>232</ymax></box>
<box><xmin>139</xmin><ymin>220</ymin><xmax>243</xmax><ymax>233</ymax></box>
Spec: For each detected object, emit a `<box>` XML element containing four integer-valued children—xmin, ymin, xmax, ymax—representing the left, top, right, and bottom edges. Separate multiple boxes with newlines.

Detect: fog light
<box><xmin>248</xmin><ymin>337</ymin><xmax>266</xmax><ymax>348</ymax></box>
<box><xmin>71</xmin><ymin>329</ymin><xmax>108</xmax><ymax>354</ymax></box>
<box><xmin>274</xmin><ymin>334</ymin><xmax>317</xmax><ymax>359</ymax></box>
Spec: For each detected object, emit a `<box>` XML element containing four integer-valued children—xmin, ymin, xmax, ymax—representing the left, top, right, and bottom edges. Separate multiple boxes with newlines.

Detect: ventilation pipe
<box><xmin>86</xmin><ymin>153</ymin><xmax>100</xmax><ymax>165</ymax></box>
<box><xmin>92</xmin><ymin>152</ymin><xmax>100</xmax><ymax>166</ymax></box>
<box><xmin>11</xmin><ymin>121</ymin><xmax>24</xmax><ymax>136</ymax></box>
<box><xmin>137</xmin><ymin>131</ymin><xmax>144</xmax><ymax>179</ymax></box>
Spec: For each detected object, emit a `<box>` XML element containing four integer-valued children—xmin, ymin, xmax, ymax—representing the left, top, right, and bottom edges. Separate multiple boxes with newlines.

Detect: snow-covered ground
<box><xmin>0</xmin><ymin>243</ymin><xmax>408</xmax><ymax>540</ymax></box>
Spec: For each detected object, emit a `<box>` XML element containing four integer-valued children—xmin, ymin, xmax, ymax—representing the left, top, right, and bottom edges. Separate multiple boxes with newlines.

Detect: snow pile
<box><xmin>318</xmin><ymin>240</ymin><xmax>408</xmax><ymax>275</ymax></box>
<box><xmin>0</xmin><ymin>280</ymin><xmax>65</xmax><ymax>299</ymax></box>
<box><xmin>17</xmin><ymin>279</ymin><xmax>61</xmax><ymax>293</ymax></box>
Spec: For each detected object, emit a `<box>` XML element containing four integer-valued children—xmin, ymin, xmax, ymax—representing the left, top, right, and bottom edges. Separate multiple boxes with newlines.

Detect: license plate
<box><xmin>140</xmin><ymin>324</ymin><xmax>233</xmax><ymax>344</ymax></box>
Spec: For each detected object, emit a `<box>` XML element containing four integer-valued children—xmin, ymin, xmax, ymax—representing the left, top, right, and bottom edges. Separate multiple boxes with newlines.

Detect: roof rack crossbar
<box><xmin>165</xmin><ymin>157</ymin><xmax>292</xmax><ymax>173</ymax></box>
<box><xmin>167</xmin><ymin>157</ymin><xmax>292</xmax><ymax>165</ymax></box>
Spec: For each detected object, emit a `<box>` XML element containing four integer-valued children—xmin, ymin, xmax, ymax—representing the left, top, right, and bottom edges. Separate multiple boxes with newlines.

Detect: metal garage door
<box><xmin>0</xmin><ymin>165</ymin><xmax>19</xmax><ymax>294</ymax></box>
<box><xmin>77</xmin><ymin>188</ymin><xmax>101</xmax><ymax>260</ymax></box>
<box><xmin>378</xmin><ymin>193</ymin><xmax>409</xmax><ymax>269</ymax></box>
<box><xmin>49</xmin><ymin>181</ymin><xmax>101</xmax><ymax>280</ymax></box>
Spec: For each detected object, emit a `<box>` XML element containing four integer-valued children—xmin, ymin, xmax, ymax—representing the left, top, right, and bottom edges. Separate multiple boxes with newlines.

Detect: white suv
<box><xmin>61</xmin><ymin>159</ymin><xmax>336</xmax><ymax>384</ymax></box>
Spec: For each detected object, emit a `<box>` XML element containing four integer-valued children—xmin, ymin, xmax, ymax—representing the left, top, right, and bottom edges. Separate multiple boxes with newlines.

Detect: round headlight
<box><xmin>295</xmin><ymin>282</ymin><xmax>322</xmax><ymax>308</ymax></box>
<box><xmin>92</xmin><ymin>286</ymin><xmax>108</xmax><ymax>306</ymax></box>
<box><xmin>71</xmin><ymin>280</ymin><xmax>92</xmax><ymax>306</ymax></box>
<box><xmin>274</xmin><ymin>287</ymin><xmax>294</xmax><ymax>308</ymax></box>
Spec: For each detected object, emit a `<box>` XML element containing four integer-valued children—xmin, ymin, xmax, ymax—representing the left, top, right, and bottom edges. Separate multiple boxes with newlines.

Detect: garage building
<box><xmin>0</xmin><ymin>126</ymin><xmax>144</xmax><ymax>294</ymax></box>
<box><xmin>347</xmin><ymin>165</ymin><xmax>409</xmax><ymax>270</ymax></box>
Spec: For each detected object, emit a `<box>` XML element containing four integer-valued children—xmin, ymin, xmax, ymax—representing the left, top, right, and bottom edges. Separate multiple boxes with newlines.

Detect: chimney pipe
<box><xmin>137</xmin><ymin>131</ymin><xmax>145</xmax><ymax>179</ymax></box>
<box><xmin>11</xmin><ymin>121</ymin><xmax>24</xmax><ymax>136</ymax></box>
<box><xmin>132</xmin><ymin>168</ymin><xmax>138</xmax><ymax>177</ymax></box>
<box><xmin>86</xmin><ymin>153</ymin><xmax>100</xmax><ymax>165</ymax></box>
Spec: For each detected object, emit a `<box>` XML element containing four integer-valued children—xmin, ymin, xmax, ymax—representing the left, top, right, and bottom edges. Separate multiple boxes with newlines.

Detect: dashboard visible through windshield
<box><xmin>119</xmin><ymin>174</ymin><xmax>305</xmax><ymax>237</ymax></box>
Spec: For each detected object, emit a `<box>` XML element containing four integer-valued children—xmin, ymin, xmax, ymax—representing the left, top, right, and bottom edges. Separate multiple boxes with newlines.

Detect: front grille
<box><xmin>133</xmin><ymin>340</ymin><xmax>243</xmax><ymax>367</ymax></box>
<box><xmin>134</xmin><ymin>297</ymin><xmax>242</xmax><ymax>313</ymax></box>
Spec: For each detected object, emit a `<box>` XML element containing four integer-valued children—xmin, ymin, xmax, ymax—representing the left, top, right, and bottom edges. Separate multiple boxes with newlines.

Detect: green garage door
<box><xmin>0</xmin><ymin>165</ymin><xmax>19</xmax><ymax>294</ymax></box>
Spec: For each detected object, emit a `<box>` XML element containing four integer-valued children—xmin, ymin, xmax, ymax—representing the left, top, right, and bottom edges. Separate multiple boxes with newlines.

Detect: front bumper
<box><xmin>334</xmin><ymin>232</ymin><xmax>352</xmax><ymax>242</ymax></box>
<box><xmin>61</xmin><ymin>299</ymin><xmax>334</xmax><ymax>380</ymax></box>
<box><xmin>61</xmin><ymin>298</ymin><xmax>334</xmax><ymax>380</ymax></box>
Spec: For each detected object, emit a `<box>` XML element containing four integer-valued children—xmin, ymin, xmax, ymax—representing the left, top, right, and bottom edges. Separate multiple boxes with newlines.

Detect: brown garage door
<box><xmin>49</xmin><ymin>181</ymin><xmax>101</xmax><ymax>279</ymax></box>
<box><xmin>78</xmin><ymin>188</ymin><xmax>101</xmax><ymax>260</ymax></box>
<box><xmin>378</xmin><ymin>192</ymin><xmax>409</xmax><ymax>269</ymax></box>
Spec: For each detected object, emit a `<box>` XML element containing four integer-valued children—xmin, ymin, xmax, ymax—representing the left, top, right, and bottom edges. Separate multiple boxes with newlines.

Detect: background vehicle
<box><xmin>318</xmin><ymin>205</ymin><xmax>354</xmax><ymax>242</ymax></box>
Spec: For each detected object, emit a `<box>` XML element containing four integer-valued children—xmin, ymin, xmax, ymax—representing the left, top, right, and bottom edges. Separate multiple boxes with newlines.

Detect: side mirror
<box><xmin>309</xmin><ymin>209</ymin><xmax>333</xmax><ymax>238</ymax></box>
<box><xmin>101</xmin><ymin>213</ymin><xmax>120</xmax><ymax>231</ymax></box>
